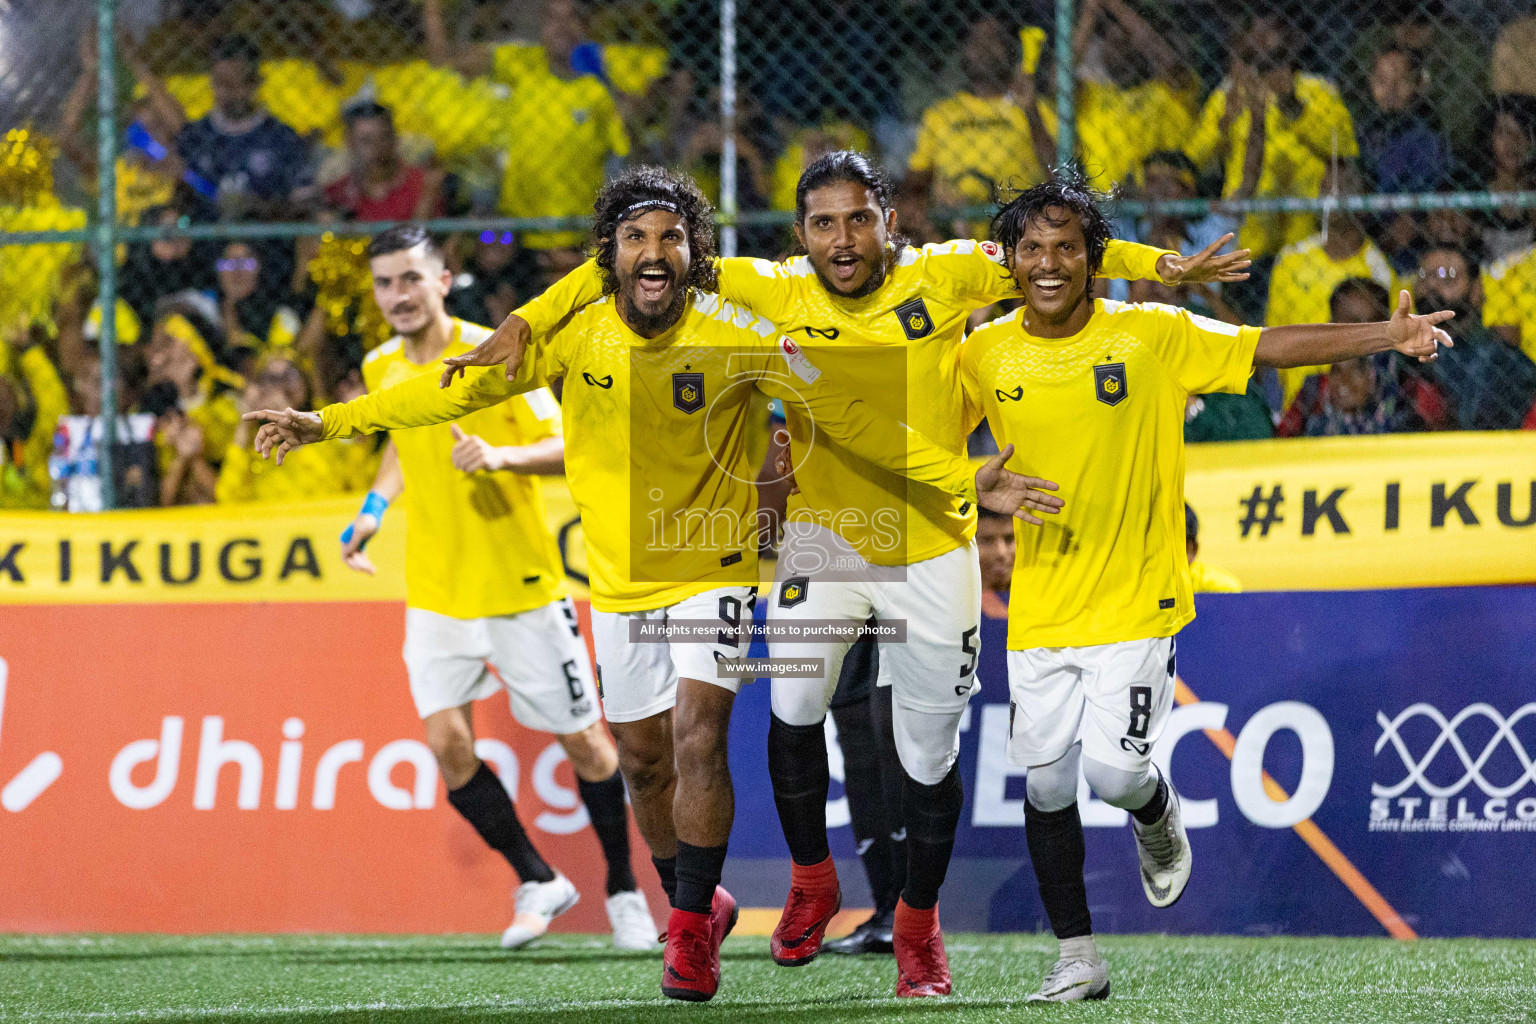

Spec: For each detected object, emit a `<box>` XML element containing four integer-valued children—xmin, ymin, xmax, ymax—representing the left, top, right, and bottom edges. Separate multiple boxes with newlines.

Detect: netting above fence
<box><xmin>2</xmin><ymin>0</ymin><xmax>1536</xmax><ymax>512</ymax></box>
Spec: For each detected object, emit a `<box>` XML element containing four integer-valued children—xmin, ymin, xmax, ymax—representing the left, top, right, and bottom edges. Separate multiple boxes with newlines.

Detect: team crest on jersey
<box><xmin>779</xmin><ymin>576</ymin><xmax>809</xmax><ymax>608</ymax></box>
<box><xmin>894</xmin><ymin>298</ymin><xmax>934</xmax><ymax>339</ymax></box>
<box><xmin>673</xmin><ymin>372</ymin><xmax>705</xmax><ymax>413</ymax></box>
<box><xmin>1094</xmin><ymin>363</ymin><xmax>1128</xmax><ymax>406</ymax></box>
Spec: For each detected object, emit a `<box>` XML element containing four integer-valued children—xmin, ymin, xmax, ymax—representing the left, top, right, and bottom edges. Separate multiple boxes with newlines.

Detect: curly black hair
<box><xmin>591</xmin><ymin>166</ymin><xmax>718</xmax><ymax>296</ymax></box>
<box><xmin>990</xmin><ymin>172</ymin><xmax>1114</xmax><ymax>276</ymax></box>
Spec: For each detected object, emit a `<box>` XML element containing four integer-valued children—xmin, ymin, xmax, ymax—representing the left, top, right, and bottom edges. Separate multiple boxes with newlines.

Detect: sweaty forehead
<box><xmin>619</xmin><ymin>209</ymin><xmax>689</xmax><ymax>237</ymax></box>
<box><xmin>1020</xmin><ymin>208</ymin><xmax>1087</xmax><ymax>244</ymax></box>
<box><xmin>803</xmin><ymin>181</ymin><xmax>882</xmax><ymax>219</ymax></box>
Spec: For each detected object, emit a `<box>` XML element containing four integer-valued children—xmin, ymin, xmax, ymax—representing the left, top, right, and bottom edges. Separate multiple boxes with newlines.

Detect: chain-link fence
<box><xmin>2</xmin><ymin>0</ymin><xmax>1535</xmax><ymax>510</ymax></box>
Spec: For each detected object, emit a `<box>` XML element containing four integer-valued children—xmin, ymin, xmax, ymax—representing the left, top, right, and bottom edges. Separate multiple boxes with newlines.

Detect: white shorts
<box><xmin>768</xmin><ymin>522</ymin><xmax>981</xmax><ymax>722</ymax></box>
<box><xmin>1005</xmin><ymin>636</ymin><xmax>1177</xmax><ymax>772</ymax></box>
<box><xmin>589</xmin><ymin>585</ymin><xmax>759</xmax><ymax>724</ymax></box>
<box><xmin>402</xmin><ymin>599</ymin><xmax>600</xmax><ymax>734</ymax></box>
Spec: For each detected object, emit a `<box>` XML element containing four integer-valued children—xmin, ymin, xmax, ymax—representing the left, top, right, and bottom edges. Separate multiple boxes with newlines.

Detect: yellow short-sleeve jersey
<box><xmin>498</xmin><ymin>68</ymin><xmax>630</xmax><ymax>250</ymax></box>
<box><xmin>323</xmin><ymin>295</ymin><xmax>979</xmax><ymax>612</ymax></box>
<box><xmin>1482</xmin><ymin>245</ymin><xmax>1536</xmax><ymax>362</ymax></box>
<box><xmin>1073</xmin><ymin>80</ymin><xmax>1195</xmax><ymax>191</ymax></box>
<box><xmin>961</xmin><ymin>299</ymin><xmax>1259</xmax><ymax>649</ymax></box>
<box><xmin>510</xmin><ymin>240</ymin><xmax>1173</xmax><ymax>567</ymax></box>
<box><xmin>361</xmin><ymin>319</ymin><xmax>566</xmax><ymax>620</ymax></box>
<box><xmin>1265</xmin><ymin>234</ymin><xmax>1397</xmax><ymax>405</ymax></box>
<box><xmin>908</xmin><ymin>92</ymin><xmax>1054</xmax><ymax>209</ymax></box>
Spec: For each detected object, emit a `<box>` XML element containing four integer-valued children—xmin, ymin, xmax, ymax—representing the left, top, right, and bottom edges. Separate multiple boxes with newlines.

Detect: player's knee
<box><xmin>769</xmin><ymin>678</ymin><xmax>833</xmax><ymax>728</ymax></box>
<box><xmin>558</xmin><ymin>724</ymin><xmax>618</xmax><ymax>781</ymax></box>
<box><xmin>892</xmin><ymin>705</ymin><xmax>962</xmax><ymax>786</ymax></box>
<box><xmin>674</xmin><ymin>719</ymin><xmax>729</xmax><ymax>778</ymax></box>
<box><xmin>1024</xmin><ymin>756</ymin><xmax>1079</xmax><ymax>813</ymax></box>
<box><xmin>1082</xmin><ymin>757</ymin><xmax>1158</xmax><ymax>810</ymax></box>
<box><xmin>425</xmin><ymin>726</ymin><xmax>478</xmax><ymax>789</ymax></box>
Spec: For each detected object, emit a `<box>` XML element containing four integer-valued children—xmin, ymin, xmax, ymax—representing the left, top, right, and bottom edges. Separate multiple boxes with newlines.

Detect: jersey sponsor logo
<box><xmin>799</xmin><ymin>326</ymin><xmax>840</xmax><ymax>340</ymax></box>
<box><xmin>1158</xmin><ymin>597</ymin><xmax>1176</xmax><ymax>609</ymax></box>
<box><xmin>779</xmin><ymin>576</ymin><xmax>809</xmax><ymax>608</ymax></box>
<box><xmin>995</xmin><ymin>385</ymin><xmax>1023</xmax><ymax>402</ymax></box>
<box><xmin>672</xmin><ymin>372</ymin><xmax>705</xmax><ymax>413</ymax></box>
<box><xmin>779</xmin><ymin>336</ymin><xmax>823</xmax><ymax>384</ymax></box>
<box><xmin>894</xmin><ymin>297</ymin><xmax>934</xmax><ymax>339</ymax></box>
<box><xmin>1094</xmin><ymin>362</ymin><xmax>1128</xmax><ymax>406</ymax></box>
<box><xmin>980</xmin><ymin>240</ymin><xmax>1002</xmax><ymax>260</ymax></box>
<box><xmin>720</xmin><ymin>551</ymin><xmax>743</xmax><ymax>567</ymax></box>
<box><xmin>1121</xmin><ymin>737</ymin><xmax>1151</xmax><ymax>756</ymax></box>
<box><xmin>582</xmin><ymin>372</ymin><xmax>614</xmax><ymax>389</ymax></box>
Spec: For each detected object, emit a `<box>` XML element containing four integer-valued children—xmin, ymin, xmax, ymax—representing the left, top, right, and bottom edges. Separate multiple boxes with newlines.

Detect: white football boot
<box><xmin>1132</xmin><ymin>772</ymin><xmax>1193</xmax><ymax>908</ymax></box>
<box><xmin>501</xmin><ymin>873</ymin><xmax>580</xmax><ymax>949</ymax></box>
<box><xmin>1026</xmin><ymin>953</ymin><xmax>1110</xmax><ymax>1002</ymax></box>
<box><xmin>606</xmin><ymin>889</ymin><xmax>660</xmax><ymax>951</ymax></box>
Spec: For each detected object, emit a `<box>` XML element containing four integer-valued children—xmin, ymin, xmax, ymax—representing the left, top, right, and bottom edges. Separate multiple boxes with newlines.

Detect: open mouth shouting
<box><xmin>828</xmin><ymin>252</ymin><xmax>863</xmax><ymax>284</ymax></box>
<box><xmin>635</xmin><ymin>263</ymin><xmax>673</xmax><ymax>303</ymax></box>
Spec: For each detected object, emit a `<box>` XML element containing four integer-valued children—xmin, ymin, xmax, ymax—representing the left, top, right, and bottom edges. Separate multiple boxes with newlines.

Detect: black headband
<box><xmin>618</xmin><ymin>200</ymin><xmax>681</xmax><ymax>222</ymax></box>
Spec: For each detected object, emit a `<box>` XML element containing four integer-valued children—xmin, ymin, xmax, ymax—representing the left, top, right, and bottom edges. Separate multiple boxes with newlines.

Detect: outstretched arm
<box><xmin>1254</xmin><ymin>290</ymin><xmax>1453</xmax><ymax>368</ymax></box>
<box><xmin>440</xmin><ymin>259</ymin><xmax>607</xmax><ymax>385</ymax></box>
<box><xmin>247</xmin><ymin>362</ymin><xmax>536</xmax><ymax>464</ymax></box>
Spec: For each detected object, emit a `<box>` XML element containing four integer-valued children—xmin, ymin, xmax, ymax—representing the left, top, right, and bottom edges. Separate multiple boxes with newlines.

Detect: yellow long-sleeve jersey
<box><xmin>321</xmin><ymin>291</ymin><xmax>981</xmax><ymax>613</ymax></box>
<box><xmin>518</xmin><ymin>239</ymin><xmax>1171</xmax><ymax>567</ymax></box>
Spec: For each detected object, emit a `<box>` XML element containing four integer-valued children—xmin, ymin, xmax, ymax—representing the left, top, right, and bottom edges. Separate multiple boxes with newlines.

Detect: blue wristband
<box><xmin>341</xmin><ymin>492</ymin><xmax>390</xmax><ymax>548</ymax></box>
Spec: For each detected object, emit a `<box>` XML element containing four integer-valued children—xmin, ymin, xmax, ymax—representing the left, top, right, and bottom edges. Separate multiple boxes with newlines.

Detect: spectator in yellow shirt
<box><xmin>1068</xmin><ymin>0</ymin><xmax>1195</xmax><ymax>191</ymax></box>
<box><xmin>0</xmin><ymin>330</ymin><xmax>69</xmax><ymax>509</ymax></box>
<box><xmin>1184</xmin><ymin>14</ymin><xmax>1359</xmax><ymax>257</ymax></box>
<box><xmin>424</xmin><ymin>0</ymin><xmax>629</xmax><ymax>259</ymax></box>
<box><xmin>901</xmin><ymin>14</ymin><xmax>1055</xmax><ymax>242</ymax></box>
<box><xmin>217</xmin><ymin>357</ymin><xmax>375</xmax><ymax>504</ymax></box>
<box><xmin>1185</xmin><ymin>504</ymin><xmax>1241</xmax><ymax>594</ymax></box>
<box><xmin>1265</xmin><ymin>160</ymin><xmax>1396</xmax><ymax>404</ymax></box>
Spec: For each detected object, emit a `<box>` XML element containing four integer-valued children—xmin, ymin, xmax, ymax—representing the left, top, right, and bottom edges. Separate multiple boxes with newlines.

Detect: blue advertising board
<box><xmin>724</xmin><ymin>586</ymin><xmax>1536</xmax><ymax>937</ymax></box>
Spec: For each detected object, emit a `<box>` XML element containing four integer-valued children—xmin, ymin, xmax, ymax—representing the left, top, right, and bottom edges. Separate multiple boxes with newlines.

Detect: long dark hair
<box><xmin>591</xmin><ymin>166</ymin><xmax>718</xmax><ymax>295</ymax></box>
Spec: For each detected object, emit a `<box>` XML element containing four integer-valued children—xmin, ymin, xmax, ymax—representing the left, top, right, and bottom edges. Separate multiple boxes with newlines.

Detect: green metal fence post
<box><xmin>1054</xmin><ymin>0</ymin><xmax>1075</xmax><ymax>172</ymax></box>
<box><xmin>94</xmin><ymin>0</ymin><xmax>120</xmax><ymax>509</ymax></box>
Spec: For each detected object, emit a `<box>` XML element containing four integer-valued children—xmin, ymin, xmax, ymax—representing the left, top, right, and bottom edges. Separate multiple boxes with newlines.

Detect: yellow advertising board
<box><xmin>0</xmin><ymin>434</ymin><xmax>1530</xmax><ymax>603</ymax></box>
<box><xmin>0</xmin><ymin>480</ymin><xmax>586</xmax><ymax>605</ymax></box>
<box><xmin>1185</xmin><ymin>432</ymin><xmax>1536</xmax><ymax>591</ymax></box>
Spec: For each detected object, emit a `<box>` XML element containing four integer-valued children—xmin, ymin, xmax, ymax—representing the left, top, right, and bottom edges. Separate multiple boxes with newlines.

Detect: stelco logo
<box><xmin>1370</xmin><ymin>703</ymin><xmax>1536</xmax><ymax>833</ymax></box>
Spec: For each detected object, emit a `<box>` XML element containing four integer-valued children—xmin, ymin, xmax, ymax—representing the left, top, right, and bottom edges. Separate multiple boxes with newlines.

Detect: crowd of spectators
<box><xmin>4</xmin><ymin>0</ymin><xmax>1536</xmax><ymax>511</ymax></box>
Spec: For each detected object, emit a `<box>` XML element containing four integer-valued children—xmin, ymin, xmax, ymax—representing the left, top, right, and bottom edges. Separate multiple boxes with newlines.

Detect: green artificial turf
<box><xmin>0</xmin><ymin>933</ymin><xmax>1531</xmax><ymax>1023</ymax></box>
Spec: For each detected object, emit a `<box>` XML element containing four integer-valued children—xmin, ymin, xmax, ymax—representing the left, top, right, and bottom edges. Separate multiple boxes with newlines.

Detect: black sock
<box><xmin>652</xmin><ymin>855</ymin><xmax>678</xmax><ymax>907</ymax></box>
<box><xmin>1130</xmin><ymin>776</ymin><xmax>1169</xmax><ymax>826</ymax></box>
<box><xmin>833</xmin><ymin>699</ymin><xmax>896</xmax><ymax>909</ymax></box>
<box><xmin>872</xmin><ymin>685</ymin><xmax>907</xmax><ymax>908</ymax></box>
<box><xmin>577</xmin><ymin>770</ymin><xmax>637</xmax><ymax>896</ymax></box>
<box><xmin>674</xmin><ymin>840</ymin><xmax>728</xmax><ymax>915</ymax></box>
<box><xmin>767</xmin><ymin>714</ymin><xmax>831</xmax><ymax>866</ymax></box>
<box><xmin>1025</xmin><ymin>800</ymin><xmax>1092</xmax><ymax>939</ymax></box>
<box><xmin>900</xmin><ymin>765</ymin><xmax>962</xmax><ymax>911</ymax></box>
<box><xmin>447</xmin><ymin>763</ymin><xmax>555</xmax><ymax>884</ymax></box>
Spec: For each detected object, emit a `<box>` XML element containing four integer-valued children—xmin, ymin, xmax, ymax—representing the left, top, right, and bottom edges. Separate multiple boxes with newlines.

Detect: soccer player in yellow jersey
<box><xmin>309</xmin><ymin>226</ymin><xmax>658</xmax><ymax>952</ymax></box>
<box><xmin>245</xmin><ymin>169</ymin><xmax>1058</xmax><ymax>1003</ymax></box>
<box><xmin>961</xmin><ymin>178</ymin><xmax>1452</xmax><ymax>1003</ymax></box>
<box><xmin>443</xmin><ymin>151</ymin><xmax>1248</xmax><ymax>997</ymax></box>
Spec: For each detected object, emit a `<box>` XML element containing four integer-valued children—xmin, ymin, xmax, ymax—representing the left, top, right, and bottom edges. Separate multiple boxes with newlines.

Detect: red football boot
<box><xmin>710</xmin><ymin>885</ymin><xmax>740</xmax><ymax>952</ymax></box>
<box><xmin>661</xmin><ymin>908</ymin><xmax>717</xmax><ymax>1002</ymax></box>
<box><xmin>769</xmin><ymin>856</ymin><xmax>842</xmax><ymax>966</ymax></box>
<box><xmin>893</xmin><ymin>899</ymin><xmax>952</xmax><ymax>997</ymax></box>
